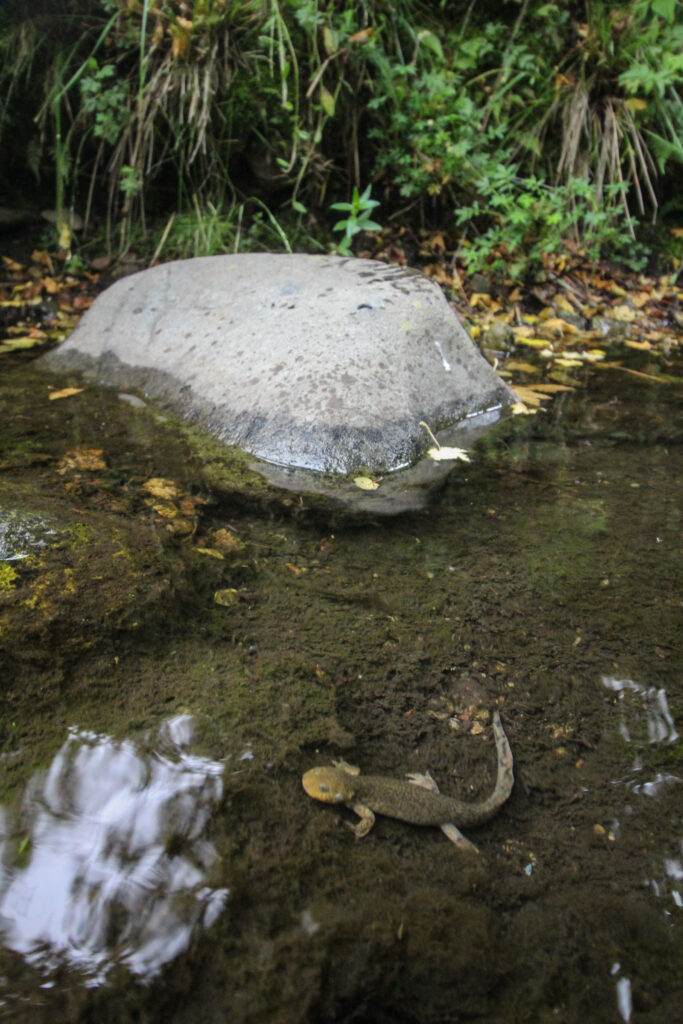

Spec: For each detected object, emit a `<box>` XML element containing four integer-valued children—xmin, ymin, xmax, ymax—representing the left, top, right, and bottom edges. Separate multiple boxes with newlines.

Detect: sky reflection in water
<box><xmin>602</xmin><ymin>676</ymin><xmax>681</xmax><ymax>1022</ymax></box>
<box><xmin>0</xmin><ymin>716</ymin><xmax>227</xmax><ymax>984</ymax></box>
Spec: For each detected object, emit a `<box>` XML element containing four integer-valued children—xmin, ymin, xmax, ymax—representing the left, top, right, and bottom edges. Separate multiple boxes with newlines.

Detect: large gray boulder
<box><xmin>44</xmin><ymin>254</ymin><xmax>514</xmax><ymax>474</ymax></box>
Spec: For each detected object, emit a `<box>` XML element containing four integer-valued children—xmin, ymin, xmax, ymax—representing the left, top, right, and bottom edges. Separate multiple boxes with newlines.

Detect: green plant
<box><xmin>330</xmin><ymin>185</ymin><xmax>381</xmax><ymax>254</ymax></box>
<box><xmin>0</xmin><ymin>0</ymin><xmax>680</xmax><ymax>273</ymax></box>
<box><xmin>455</xmin><ymin>174</ymin><xmax>646</xmax><ymax>280</ymax></box>
<box><xmin>533</xmin><ymin>0</ymin><xmax>683</xmax><ymax>228</ymax></box>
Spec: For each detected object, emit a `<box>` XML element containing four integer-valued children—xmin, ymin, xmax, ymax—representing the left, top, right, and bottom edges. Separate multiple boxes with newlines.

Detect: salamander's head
<box><xmin>302</xmin><ymin>766</ymin><xmax>355</xmax><ymax>804</ymax></box>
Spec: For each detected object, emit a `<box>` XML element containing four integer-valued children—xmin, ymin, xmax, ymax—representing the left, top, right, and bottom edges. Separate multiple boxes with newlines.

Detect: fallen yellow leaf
<box><xmin>353</xmin><ymin>475</ymin><xmax>380</xmax><ymax>490</ymax></box>
<box><xmin>610</xmin><ymin>304</ymin><xmax>636</xmax><ymax>322</ymax></box>
<box><xmin>516</xmin><ymin>337</ymin><xmax>553</xmax><ymax>350</ymax></box>
<box><xmin>49</xmin><ymin>387</ymin><xmax>84</xmax><ymax>400</ymax></box>
<box><xmin>512</xmin><ymin>325</ymin><xmax>536</xmax><ymax>337</ymax></box>
<box><xmin>526</xmin><ymin>383</ymin><xmax>574</xmax><ymax>394</ymax></box>
<box><xmin>504</xmin><ymin>360</ymin><xmax>542</xmax><ymax>374</ymax></box>
<box><xmin>427</xmin><ymin>445</ymin><xmax>471</xmax><ymax>463</ymax></box>
<box><xmin>512</xmin><ymin>386</ymin><xmax>545</xmax><ymax>407</ymax></box>
<box><xmin>0</xmin><ymin>336</ymin><xmax>46</xmax><ymax>352</ymax></box>
<box><xmin>153</xmin><ymin>504</ymin><xmax>178</xmax><ymax>518</ymax></box>
<box><xmin>142</xmin><ymin>477</ymin><xmax>181</xmax><ymax>500</ymax></box>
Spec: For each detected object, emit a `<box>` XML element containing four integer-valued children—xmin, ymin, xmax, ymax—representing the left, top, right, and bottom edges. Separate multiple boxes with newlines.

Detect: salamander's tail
<box><xmin>476</xmin><ymin>710</ymin><xmax>514</xmax><ymax>823</ymax></box>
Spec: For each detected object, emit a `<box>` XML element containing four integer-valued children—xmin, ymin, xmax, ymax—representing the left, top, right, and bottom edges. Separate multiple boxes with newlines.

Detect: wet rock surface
<box><xmin>43</xmin><ymin>254</ymin><xmax>515</xmax><ymax>474</ymax></box>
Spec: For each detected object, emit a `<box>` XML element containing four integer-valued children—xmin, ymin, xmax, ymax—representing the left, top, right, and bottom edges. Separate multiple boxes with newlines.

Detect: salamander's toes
<box><xmin>406</xmin><ymin>771</ymin><xmax>438</xmax><ymax>792</ymax></box>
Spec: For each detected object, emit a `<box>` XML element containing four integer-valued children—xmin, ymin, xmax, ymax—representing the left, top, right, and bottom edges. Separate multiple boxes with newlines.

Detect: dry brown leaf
<box><xmin>211</xmin><ymin>528</ymin><xmax>244</xmax><ymax>553</ymax></box>
<box><xmin>58</xmin><ymin>447</ymin><xmax>106</xmax><ymax>473</ymax></box>
<box><xmin>541</xmin><ymin>317</ymin><xmax>581</xmax><ymax>334</ymax></box>
<box><xmin>2</xmin><ymin>256</ymin><xmax>24</xmax><ymax>272</ymax></box>
<box><xmin>32</xmin><ymin>250</ymin><xmax>53</xmax><ymax>268</ymax></box>
<box><xmin>165</xmin><ymin>519</ymin><xmax>193</xmax><ymax>535</ymax></box>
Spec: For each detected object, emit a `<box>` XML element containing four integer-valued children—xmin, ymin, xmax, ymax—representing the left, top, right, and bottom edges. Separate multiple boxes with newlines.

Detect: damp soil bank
<box><xmin>0</xmin><ymin>357</ymin><xmax>681</xmax><ymax>1024</ymax></box>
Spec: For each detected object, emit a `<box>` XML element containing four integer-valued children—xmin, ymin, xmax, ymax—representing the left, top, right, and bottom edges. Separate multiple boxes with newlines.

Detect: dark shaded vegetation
<box><xmin>0</xmin><ymin>1</ymin><xmax>682</xmax><ymax>278</ymax></box>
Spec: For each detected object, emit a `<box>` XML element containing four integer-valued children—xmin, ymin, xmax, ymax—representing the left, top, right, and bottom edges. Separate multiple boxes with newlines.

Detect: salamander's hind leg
<box><xmin>406</xmin><ymin>772</ymin><xmax>480</xmax><ymax>853</ymax></box>
<box><xmin>347</xmin><ymin>803</ymin><xmax>375</xmax><ymax>838</ymax></box>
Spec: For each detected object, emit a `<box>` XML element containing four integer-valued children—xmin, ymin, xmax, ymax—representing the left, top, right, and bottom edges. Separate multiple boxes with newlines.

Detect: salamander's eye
<box><xmin>318</xmin><ymin>783</ymin><xmax>329</xmax><ymax>793</ymax></box>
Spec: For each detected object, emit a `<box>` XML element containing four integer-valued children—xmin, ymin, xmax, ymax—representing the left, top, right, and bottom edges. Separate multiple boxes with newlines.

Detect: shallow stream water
<box><xmin>0</xmin><ymin>356</ymin><xmax>681</xmax><ymax>1023</ymax></box>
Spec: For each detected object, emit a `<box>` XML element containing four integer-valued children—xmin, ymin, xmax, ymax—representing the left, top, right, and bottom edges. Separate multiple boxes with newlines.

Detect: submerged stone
<box><xmin>44</xmin><ymin>254</ymin><xmax>515</xmax><ymax>475</ymax></box>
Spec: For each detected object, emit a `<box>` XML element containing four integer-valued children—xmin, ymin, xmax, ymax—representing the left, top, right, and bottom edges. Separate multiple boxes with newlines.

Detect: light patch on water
<box><xmin>300</xmin><ymin>909</ymin><xmax>320</xmax><ymax>936</ymax></box>
<box><xmin>117</xmin><ymin>392</ymin><xmax>147</xmax><ymax>408</ymax></box>
<box><xmin>433</xmin><ymin>340</ymin><xmax>451</xmax><ymax>371</ymax></box>
<box><xmin>602</xmin><ymin>677</ymin><xmax>678</xmax><ymax>745</ymax></box>
<box><xmin>0</xmin><ymin>716</ymin><xmax>228</xmax><ymax>984</ymax></box>
<box><xmin>616</xmin><ymin>976</ymin><xmax>632</xmax><ymax>1022</ymax></box>
<box><xmin>630</xmin><ymin>773</ymin><xmax>682</xmax><ymax>797</ymax></box>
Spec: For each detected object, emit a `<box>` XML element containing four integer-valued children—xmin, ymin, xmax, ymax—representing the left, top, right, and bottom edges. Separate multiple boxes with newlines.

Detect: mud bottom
<box><xmin>0</xmin><ymin>362</ymin><xmax>681</xmax><ymax>1023</ymax></box>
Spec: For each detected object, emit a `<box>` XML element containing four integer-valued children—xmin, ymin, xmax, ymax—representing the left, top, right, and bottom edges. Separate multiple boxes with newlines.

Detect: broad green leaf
<box><xmin>323</xmin><ymin>26</ymin><xmax>337</xmax><ymax>55</ymax></box>
<box><xmin>416</xmin><ymin>29</ymin><xmax>444</xmax><ymax>61</ymax></box>
<box><xmin>320</xmin><ymin>86</ymin><xmax>335</xmax><ymax>117</ymax></box>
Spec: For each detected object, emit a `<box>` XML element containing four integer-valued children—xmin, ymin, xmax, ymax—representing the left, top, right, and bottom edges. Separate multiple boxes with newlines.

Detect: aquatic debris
<box><xmin>48</xmin><ymin>387</ymin><xmax>83</xmax><ymax>400</ymax></box>
<box><xmin>419</xmin><ymin>421</ymin><xmax>471</xmax><ymax>462</ymax></box>
<box><xmin>353</xmin><ymin>475</ymin><xmax>380</xmax><ymax>490</ymax></box>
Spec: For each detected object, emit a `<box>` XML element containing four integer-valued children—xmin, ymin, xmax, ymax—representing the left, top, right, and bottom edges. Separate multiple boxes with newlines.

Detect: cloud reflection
<box><xmin>0</xmin><ymin>716</ymin><xmax>227</xmax><ymax>984</ymax></box>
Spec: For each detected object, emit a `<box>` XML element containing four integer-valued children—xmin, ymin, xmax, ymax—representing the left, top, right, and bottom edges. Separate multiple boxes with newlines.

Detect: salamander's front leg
<box><xmin>406</xmin><ymin>772</ymin><xmax>479</xmax><ymax>853</ymax></box>
<box><xmin>346</xmin><ymin>803</ymin><xmax>375</xmax><ymax>838</ymax></box>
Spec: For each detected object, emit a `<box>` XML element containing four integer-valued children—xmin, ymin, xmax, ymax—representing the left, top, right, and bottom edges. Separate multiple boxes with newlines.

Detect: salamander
<box><xmin>302</xmin><ymin>709</ymin><xmax>513</xmax><ymax>851</ymax></box>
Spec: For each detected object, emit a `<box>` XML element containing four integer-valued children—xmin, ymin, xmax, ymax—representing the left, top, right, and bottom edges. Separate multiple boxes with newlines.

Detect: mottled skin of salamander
<box><xmin>302</xmin><ymin>710</ymin><xmax>513</xmax><ymax>850</ymax></box>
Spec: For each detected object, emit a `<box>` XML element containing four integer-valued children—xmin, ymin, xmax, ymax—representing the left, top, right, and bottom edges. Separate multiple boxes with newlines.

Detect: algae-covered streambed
<box><xmin>0</xmin><ymin>360</ymin><xmax>681</xmax><ymax>1024</ymax></box>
